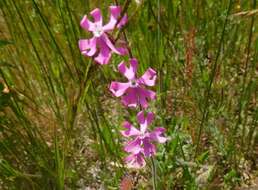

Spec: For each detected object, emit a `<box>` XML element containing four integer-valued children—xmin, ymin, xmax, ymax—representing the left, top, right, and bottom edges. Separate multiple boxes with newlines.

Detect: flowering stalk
<box><xmin>78</xmin><ymin>3</ymin><xmax>167</xmax><ymax>188</ymax></box>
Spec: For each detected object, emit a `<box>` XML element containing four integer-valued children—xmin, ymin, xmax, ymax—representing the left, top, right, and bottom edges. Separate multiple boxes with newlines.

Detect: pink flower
<box><xmin>124</xmin><ymin>153</ymin><xmax>146</xmax><ymax>168</ymax></box>
<box><xmin>78</xmin><ymin>6</ymin><xmax>127</xmax><ymax>65</ymax></box>
<box><xmin>121</xmin><ymin>111</ymin><xmax>166</xmax><ymax>168</ymax></box>
<box><xmin>110</xmin><ymin>58</ymin><xmax>157</xmax><ymax>108</ymax></box>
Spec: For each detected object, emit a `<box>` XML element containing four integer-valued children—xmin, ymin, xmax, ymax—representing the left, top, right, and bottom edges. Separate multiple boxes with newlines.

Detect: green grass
<box><xmin>0</xmin><ymin>0</ymin><xmax>257</xmax><ymax>189</ymax></box>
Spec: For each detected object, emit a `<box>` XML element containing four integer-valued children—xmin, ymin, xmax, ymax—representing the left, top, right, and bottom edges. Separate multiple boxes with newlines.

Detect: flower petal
<box><xmin>102</xmin><ymin>34</ymin><xmax>123</xmax><ymax>55</ymax></box>
<box><xmin>103</xmin><ymin>6</ymin><xmax>126</xmax><ymax>31</ymax></box>
<box><xmin>137</xmin><ymin>111</ymin><xmax>154</xmax><ymax>133</ymax></box>
<box><xmin>90</xmin><ymin>8</ymin><xmax>103</xmax><ymax>25</ymax></box>
<box><xmin>118</xmin><ymin>58</ymin><xmax>138</xmax><ymax>80</ymax></box>
<box><xmin>136</xmin><ymin>88</ymin><xmax>156</xmax><ymax>108</ymax></box>
<box><xmin>103</xmin><ymin>6</ymin><xmax>119</xmax><ymax>31</ymax></box>
<box><xmin>149</xmin><ymin>127</ymin><xmax>167</xmax><ymax>143</ymax></box>
<box><xmin>124</xmin><ymin>138</ymin><xmax>141</xmax><ymax>154</ymax></box>
<box><xmin>121</xmin><ymin>121</ymin><xmax>141</xmax><ymax>137</ymax></box>
<box><xmin>117</xmin><ymin>14</ymin><xmax>128</xmax><ymax>28</ymax></box>
<box><xmin>110</xmin><ymin>82</ymin><xmax>130</xmax><ymax>97</ymax></box>
<box><xmin>137</xmin><ymin>111</ymin><xmax>147</xmax><ymax>132</ymax></box>
<box><xmin>121</xmin><ymin>88</ymin><xmax>138</xmax><ymax>107</ymax></box>
<box><xmin>137</xmin><ymin>111</ymin><xmax>145</xmax><ymax>124</ymax></box>
<box><xmin>80</xmin><ymin>15</ymin><xmax>95</xmax><ymax>31</ymax></box>
<box><xmin>125</xmin><ymin>153</ymin><xmax>146</xmax><ymax>169</ymax></box>
<box><xmin>142</xmin><ymin>138</ymin><xmax>156</xmax><ymax>157</ymax></box>
<box><xmin>78</xmin><ymin>37</ymin><xmax>97</xmax><ymax>57</ymax></box>
<box><xmin>116</xmin><ymin>47</ymin><xmax>128</xmax><ymax>55</ymax></box>
<box><xmin>94</xmin><ymin>39</ymin><xmax>111</xmax><ymax>64</ymax></box>
<box><xmin>139</xmin><ymin>68</ymin><xmax>157</xmax><ymax>86</ymax></box>
<box><xmin>146</xmin><ymin>112</ymin><xmax>155</xmax><ymax>126</ymax></box>
<box><xmin>116</xmin><ymin>39</ymin><xmax>128</xmax><ymax>56</ymax></box>
<box><xmin>137</xmin><ymin>111</ymin><xmax>154</xmax><ymax>125</ymax></box>
<box><xmin>140</xmin><ymin>88</ymin><xmax>156</xmax><ymax>100</ymax></box>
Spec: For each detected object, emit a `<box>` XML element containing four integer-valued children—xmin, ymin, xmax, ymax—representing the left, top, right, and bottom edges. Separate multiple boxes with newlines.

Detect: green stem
<box><xmin>151</xmin><ymin>157</ymin><xmax>157</xmax><ymax>190</ymax></box>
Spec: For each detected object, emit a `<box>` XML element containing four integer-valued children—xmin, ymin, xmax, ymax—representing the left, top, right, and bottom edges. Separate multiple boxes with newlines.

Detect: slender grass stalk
<box><xmin>238</xmin><ymin>0</ymin><xmax>256</xmax><ymax>149</ymax></box>
<box><xmin>195</xmin><ymin>0</ymin><xmax>233</xmax><ymax>157</ymax></box>
<box><xmin>30</xmin><ymin>0</ymin><xmax>75</xmax><ymax>81</ymax></box>
<box><xmin>151</xmin><ymin>157</ymin><xmax>157</xmax><ymax>190</ymax></box>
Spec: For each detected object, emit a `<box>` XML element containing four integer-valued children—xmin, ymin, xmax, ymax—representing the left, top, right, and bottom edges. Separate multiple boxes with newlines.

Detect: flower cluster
<box><xmin>79</xmin><ymin>6</ymin><xmax>127</xmax><ymax>65</ymax></box>
<box><xmin>79</xmin><ymin>5</ymin><xmax>166</xmax><ymax>169</ymax></box>
<box><xmin>110</xmin><ymin>58</ymin><xmax>156</xmax><ymax>108</ymax></box>
<box><xmin>121</xmin><ymin>111</ymin><xmax>166</xmax><ymax>168</ymax></box>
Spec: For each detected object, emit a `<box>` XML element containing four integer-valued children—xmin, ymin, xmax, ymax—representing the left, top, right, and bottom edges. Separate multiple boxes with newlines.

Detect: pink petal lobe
<box><xmin>117</xmin><ymin>15</ymin><xmax>128</xmax><ymax>28</ymax></box>
<box><xmin>130</xmin><ymin>58</ymin><xmax>138</xmax><ymax>73</ymax></box>
<box><xmin>121</xmin><ymin>88</ymin><xmax>138</xmax><ymax>107</ymax></box>
<box><xmin>149</xmin><ymin>127</ymin><xmax>167</xmax><ymax>143</ymax></box>
<box><xmin>137</xmin><ymin>88</ymin><xmax>148</xmax><ymax>108</ymax></box>
<box><xmin>146</xmin><ymin>112</ymin><xmax>155</xmax><ymax>126</ymax></box>
<box><xmin>115</xmin><ymin>40</ymin><xmax>128</xmax><ymax>55</ymax></box>
<box><xmin>137</xmin><ymin>111</ymin><xmax>154</xmax><ymax>126</ymax></box>
<box><xmin>78</xmin><ymin>37</ymin><xmax>97</xmax><ymax>57</ymax></box>
<box><xmin>90</xmin><ymin>8</ymin><xmax>103</xmax><ymax>25</ymax></box>
<box><xmin>109</xmin><ymin>5</ymin><xmax>121</xmax><ymax>17</ymax></box>
<box><xmin>142</xmin><ymin>88</ymin><xmax>156</xmax><ymax>100</ymax></box>
<box><xmin>139</xmin><ymin>112</ymin><xmax>155</xmax><ymax>133</ymax></box>
<box><xmin>116</xmin><ymin>47</ymin><xmax>128</xmax><ymax>55</ymax></box>
<box><xmin>94</xmin><ymin>39</ymin><xmax>111</xmax><ymax>65</ymax></box>
<box><xmin>103</xmin><ymin>6</ymin><xmax>121</xmax><ymax>31</ymax></box>
<box><xmin>118</xmin><ymin>59</ymin><xmax>138</xmax><ymax>80</ymax></box>
<box><xmin>124</xmin><ymin>138</ymin><xmax>141</xmax><ymax>154</ymax></box>
<box><xmin>102</xmin><ymin>34</ymin><xmax>123</xmax><ymax>55</ymax></box>
<box><xmin>142</xmin><ymin>138</ymin><xmax>156</xmax><ymax>157</ymax></box>
<box><xmin>110</xmin><ymin>82</ymin><xmax>130</xmax><ymax>97</ymax></box>
<box><xmin>139</xmin><ymin>68</ymin><xmax>157</xmax><ymax>86</ymax></box>
<box><xmin>137</xmin><ymin>111</ymin><xmax>145</xmax><ymax>124</ymax></box>
<box><xmin>125</xmin><ymin>153</ymin><xmax>146</xmax><ymax>169</ymax></box>
<box><xmin>137</xmin><ymin>88</ymin><xmax>156</xmax><ymax>108</ymax></box>
<box><xmin>80</xmin><ymin>15</ymin><xmax>94</xmax><ymax>31</ymax></box>
<box><xmin>139</xmin><ymin>95</ymin><xmax>148</xmax><ymax>108</ymax></box>
<box><xmin>121</xmin><ymin>121</ymin><xmax>141</xmax><ymax>137</ymax></box>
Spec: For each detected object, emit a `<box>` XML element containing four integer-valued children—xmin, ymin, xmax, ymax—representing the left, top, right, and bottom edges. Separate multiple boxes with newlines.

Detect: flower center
<box><xmin>93</xmin><ymin>24</ymin><xmax>103</xmax><ymax>37</ymax></box>
<box><xmin>130</xmin><ymin>79</ymin><xmax>138</xmax><ymax>88</ymax></box>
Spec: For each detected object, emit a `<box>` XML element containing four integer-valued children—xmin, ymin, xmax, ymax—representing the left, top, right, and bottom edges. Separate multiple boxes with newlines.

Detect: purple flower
<box><xmin>110</xmin><ymin>58</ymin><xmax>157</xmax><ymax>108</ymax></box>
<box><xmin>78</xmin><ymin>6</ymin><xmax>127</xmax><ymax>65</ymax></box>
<box><xmin>121</xmin><ymin>111</ymin><xmax>167</xmax><ymax>168</ymax></box>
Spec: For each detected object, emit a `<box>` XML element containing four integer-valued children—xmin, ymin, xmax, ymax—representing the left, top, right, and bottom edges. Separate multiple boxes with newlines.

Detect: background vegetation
<box><xmin>0</xmin><ymin>0</ymin><xmax>257</xmax><ymax>189</ymax></box>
